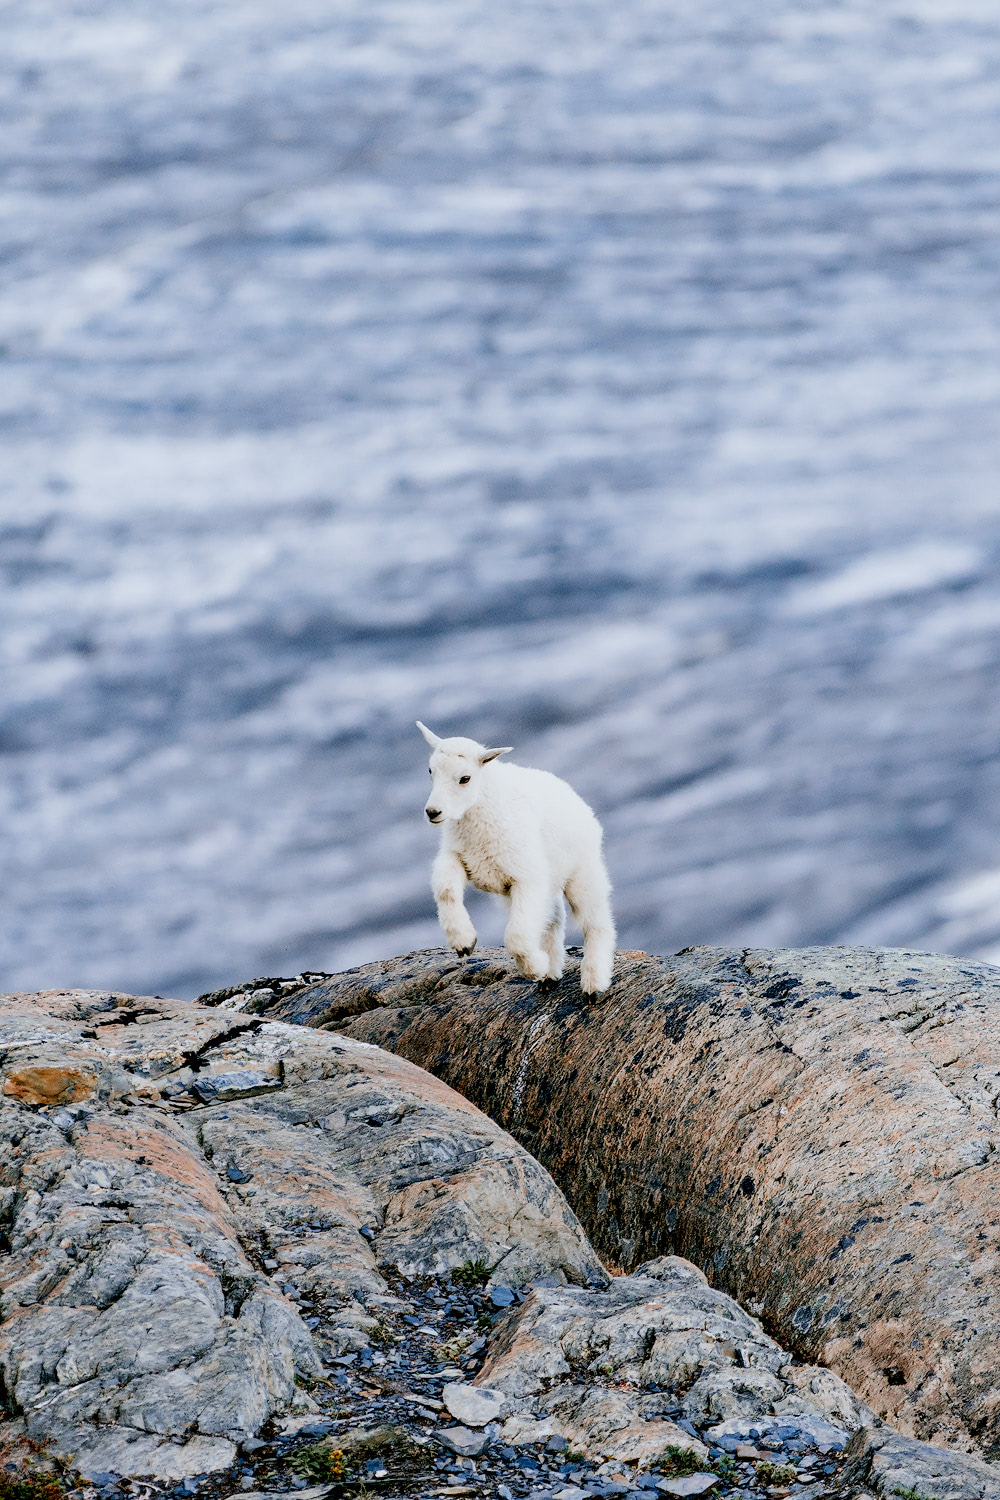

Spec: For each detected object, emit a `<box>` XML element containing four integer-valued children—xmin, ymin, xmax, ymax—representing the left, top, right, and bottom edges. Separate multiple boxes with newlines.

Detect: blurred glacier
<box><xmin>3</xmin><ymin>0</ymin><xmax>1000</xmax><ymax>996</ymax></box>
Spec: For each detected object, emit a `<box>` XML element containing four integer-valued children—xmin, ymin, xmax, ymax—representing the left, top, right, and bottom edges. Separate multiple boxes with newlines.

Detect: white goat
<box><xmin>417</xmin><ymin>722</ymin><xmax>616</xmax><ymax>994</ymax></box>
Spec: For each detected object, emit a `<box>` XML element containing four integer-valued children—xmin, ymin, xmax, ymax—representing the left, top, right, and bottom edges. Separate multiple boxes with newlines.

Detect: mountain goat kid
<box><xmin>417</xmin><ymin>722</ymin><xmax>616</xmax><ymax>995</ymax></box>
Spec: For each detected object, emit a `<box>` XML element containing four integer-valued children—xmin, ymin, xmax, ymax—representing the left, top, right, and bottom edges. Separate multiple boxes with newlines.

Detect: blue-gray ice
<box><xmin>3</xmin><ymin>0</ymin><xmax>1000</xmax><ymax>997</ymax></box>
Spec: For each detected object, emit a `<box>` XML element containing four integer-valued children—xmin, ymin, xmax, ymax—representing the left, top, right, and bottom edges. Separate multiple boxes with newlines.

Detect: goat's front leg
<box><xmin>432</xmin><ymin>847</ymin><xmax>477</xmax><ymax>956</ymax></box>
<box><xmin>504</xmin><ymin>881</ymin><xmax>551</xmax><ymax>982</ymax></box>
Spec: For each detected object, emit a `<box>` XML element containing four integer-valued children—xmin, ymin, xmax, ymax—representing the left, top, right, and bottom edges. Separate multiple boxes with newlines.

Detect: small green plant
<box><xmin>755</xmin><ymin>1461</ymin><xmax>797</xmax><ymax>1486</ymax></box>
<box><xmin>564</xmin><ymin>1451</ymin><xmax>586</xmax><ymax>1465</ymax></box>
<box><xmin>711</xmin><ymin>1455</ymin><xmax>737</xmax><ymax>1482</ymax></box>
<box><xmin>892</xmin><ymin>1489</ymin><xmax>939</xmax><ymax>1500</ymax></box>
<box><xmin>453</xmin><ymin>1258</ymin><xmax>491</xmax><ymax>1288</ymax></box>
<box><xmin>0</xmin><ymin>1470</ymin><xmax>65</xmax><ymax>1500</ymax></box>
<box><xmin>291</xmin><ymin>1423</ymin><xmax>425</xmax><ymax>1483</ymax></box>
<box><xmin>289</xmin><ymin>1442</ymin><xmax>351</xmax><ymax>1483</ymax></box>
<box><xmin>476</xmin><ymin>1311</ymin><xmax>494</xmax><ymax>1331</ymax></box>
<box><xmin>658</xmin><ymin>1446</ymin><xmax>707</xmax><ymax>1477</ymax></box>
<box><xmin>0</xmin><ymin>1439</ymin><xmax>71</xmax><ymax>1500</ymax></box>
<box><xmin>368</xmin><ymin>1316</ymin><xmax>397</xmax><ymax>1346</ymax></box>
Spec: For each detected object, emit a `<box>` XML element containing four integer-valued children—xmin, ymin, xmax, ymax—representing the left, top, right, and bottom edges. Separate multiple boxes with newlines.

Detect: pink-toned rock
<box><xmin>0</xmin><ymin>985</ymin><xmax>603</xmax><ymax>1478</ymax></box>
<box><xmin>282</xmin><ymin>944</ymin><xmax>1000</xmax><ymax>1451</ymax></box>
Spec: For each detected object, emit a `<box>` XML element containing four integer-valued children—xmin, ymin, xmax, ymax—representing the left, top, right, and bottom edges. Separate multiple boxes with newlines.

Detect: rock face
<box><xmin>266</xmin><ymin>944</ymin><xmax>1000</xmax><ymax>1453</ymax></box>
<box><xmin>475</xmin><ymin>1255</ymin><xmax>869</xmax><ymax>1466</ymax></box>
<box><xmin>844</xmin><ymin>1425</ymin><xmax>1000</xmax><ymax>1500</ymax></box>
<box><xmin>0</xmin><ymin>986</ymin><xmax>603</xmax><ymax>1478</ymax></box>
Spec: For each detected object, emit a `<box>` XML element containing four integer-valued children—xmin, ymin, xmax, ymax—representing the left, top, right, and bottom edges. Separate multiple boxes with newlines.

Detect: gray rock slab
<box><xmin>844</xmin><ymin>1425</ymin><xmax>1000</xmax><ymax>1500</ymax></box>
<box><xmin>329</xmin><ymin>944</ymin><xmax>1000</xmax><ymax>1449</ymax></box>
<box><xmin>442</xmin><ymin>1381</ymin><xmax>509</xmax><ymax>1427</ymax></box>
<box><xmin>0</xmin><ymin>986</ymin><xmax>604</xmax><ymax>1474</ymax></box>
<box><xmin>68</xmin><ymin>1430</ymin><xmax>237</xmax><ymax>1482</ymax></box>
<box><xmin>189</xmin><ymin>1069</ymin><xmax>283</xmax><ymax>1103</ymax></box>
<box><xmin>241</xmin><ymin>1489</ymin><xmax>332</xmax><ymax>1500</ymax></box>
<box><xmin>656</xmin><ymin>1478</ymin><xmax>719</xmax><ymax>1498</ymax></box>
<box><xmin>434</xmin><ymin>1424</ymin><xmax>491</xmax><ymax>1457</ymax></box>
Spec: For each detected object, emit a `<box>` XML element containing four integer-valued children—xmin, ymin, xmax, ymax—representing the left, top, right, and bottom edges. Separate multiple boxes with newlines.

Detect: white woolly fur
<box><xmin>417</xmin><ymin>722</ymin><xmax>616</xmax><ymax>995</ymax></box>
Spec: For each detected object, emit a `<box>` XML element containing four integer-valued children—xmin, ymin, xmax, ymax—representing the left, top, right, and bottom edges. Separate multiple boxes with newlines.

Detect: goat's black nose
<box><xmin>426</xmin><ymin>808</ymin><xmax>441</xmax><ymax>821</ymax></box>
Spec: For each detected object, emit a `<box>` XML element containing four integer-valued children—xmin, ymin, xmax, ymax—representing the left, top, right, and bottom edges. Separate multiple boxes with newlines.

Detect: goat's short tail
<box><xmin>566</xmin><ymin>862</ymin><xmax>616</xmax><ymax>994</ymax></box>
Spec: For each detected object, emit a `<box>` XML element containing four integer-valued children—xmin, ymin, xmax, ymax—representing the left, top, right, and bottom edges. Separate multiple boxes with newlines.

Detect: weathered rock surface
<box><xmin>434</xmin><ymin>1423</ymin><xmax>491</xmax><ymax>1457</ymax></box>
<box><xmin>479</xmin><ymin>1255</ymin><xmax>787</xmax><ymax>1398</ymax></box>
<box><xmin>442</xmin><ymin>1381</ymin><xmax>509</xmax><ymax>1427</ymax></box>
<box><xmin>477</xmin><ymin>1255</ymin><xmax>865</xmax><ymax>1466</ymax></box>
<box><xmin>9</xmin><ymin>952</ymin><xmax>1000</xmax><ymax>1500</ymax></box>
<box><xmin>657</xmin><ymin>1476</ymin><xmax>718</xmax><ymax>1497</ymax></box>
<box><xmin>0</xmin><ymin>986</ymin><xmax>602</xmax><ymax>1478</ymax></box>
<box><xmin>266</xmin><ymin>944</ymin><xmax>1000</xmax><ymax>1453</ymax></box>
<box><xmin>844</xmin><ymin>1424</ymin><xmax>1000</xmax><ymax>1500</ymax></box>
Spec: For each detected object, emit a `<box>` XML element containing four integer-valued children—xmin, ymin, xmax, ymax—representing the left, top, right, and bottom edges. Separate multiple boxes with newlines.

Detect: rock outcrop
<box><xmin>472</xmin><ymin>1253</ymin><xmax>869</xmax><ymax>1467</ymax></box>
<box><xmin>843</xmin><ymin>1426</ymin><xmax>1000</xmax><ymax>1500</ymax></box>
<box><xmin>8</xmin><ymin>949</ymin><xmax>1000</xmax><ymax>1500</ymax></box>
<box><xmin>258</xmin><ymin>944</ymin><xmax>1000</xmax><ymax>1454</ymax></box>
<box><xmin>0</xmin><ymin>986</ymin><xmax>602</xmax><ymax>1479</ymax></box>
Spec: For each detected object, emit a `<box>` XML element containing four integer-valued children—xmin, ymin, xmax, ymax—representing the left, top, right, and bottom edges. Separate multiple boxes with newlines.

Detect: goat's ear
<box><xmin>416</xmin><ymin>721</ymin><xmax>441</xmax><ymax>749</ymax></box>
<box><xmin>480</xmin><ymin>745</ymin><xmax>513</xmax><ymax>765</ymax></box>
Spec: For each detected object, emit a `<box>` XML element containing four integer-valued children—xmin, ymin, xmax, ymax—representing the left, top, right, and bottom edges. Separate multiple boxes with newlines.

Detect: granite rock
<box><xmin>443</xmin><ymin>1382</ymin><xmax>509</xmax><ymax>1427</ymax></box>
<box><xmin>545</xmin><ymin>1385</ymin><xmax>709</xmax><ymax>1468</ymax></box>
<box><xmin>681</xmin><ymin>1368</ymin><xmax>786</xmax><ymax>1422</ymax></box>
<box><xmin>656</xmin><ymin>1477</ymin><xmax>718</xmax><ymax>1497</ymax></box>
<box><xmin>0</xmin><ymin>986</ymin><xmax>601</xmax><ymax>1477</ymax></box>
<box><xmin>477</xmin><ymin>1260</ymin><xmax>788</xmax><ymax>1399</ymax></box>
<box><xmin>435</xmin><ymin>1424</ymin><xmax>491</xmax><ymax>1457</ymax></box>
<box><xmin>475</xmin><ymin>1264</ymin><xmax>866</xmax><ymax>1467</ymax></box>
<box><xmin>843</xmin><ymin>1424</ymin><xmax>1000</xmax><ymax>1500</ymax></box>
<box><xmin>500</xmin><ymin>1386</ymin><xmax>706</xmax><ymax>1468</ymax></box>
<box><xmin>311</xmin><ymin>944</ymin><xmax>1000</xmax><ymax>1449</ymax></box>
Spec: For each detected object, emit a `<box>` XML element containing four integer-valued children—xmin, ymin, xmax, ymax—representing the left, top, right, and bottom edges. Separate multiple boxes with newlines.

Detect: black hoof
<box><xmin>537</xmin><ymin>977</ymin><xmax>560</xmax><ymax>992</ymax></box>
<box><xmin>455</xmin><ymin>946</ymin><xmax>475</xmax><ymax>957</ymax></box>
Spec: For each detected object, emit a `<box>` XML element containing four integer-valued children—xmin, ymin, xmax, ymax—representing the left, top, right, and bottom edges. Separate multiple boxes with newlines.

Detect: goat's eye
<box><xmin>459</xmin><ymin>775</ymin><xmax>470</xmax><ymax>785</ymax></box>
<box><xmin>428</xmin><ymin>767</ymin><xmax>432</xmax><ymax>775</ymax></box>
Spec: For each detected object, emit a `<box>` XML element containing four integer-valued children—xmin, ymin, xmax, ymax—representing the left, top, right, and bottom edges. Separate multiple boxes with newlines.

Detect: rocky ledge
<box><xmin>263</xmin><ymin>945</ymin><xmax>1000</xmax><ymax>1455</ymax></box>
<box><xmin>1</xmin><ymin>957</ymin><xmax>1000</xmax><ymax>1500</ymax></box>
<box><xmin>0</xmin><ymin>985</ymin><xmax>599</xmax><ymax>1481</ymax></box>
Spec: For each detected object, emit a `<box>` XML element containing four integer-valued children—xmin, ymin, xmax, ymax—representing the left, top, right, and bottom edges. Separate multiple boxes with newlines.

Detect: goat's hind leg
<box><xmin>566</xmin><ymin>862</ymin><xmax>615</xmax><ymax>995</ymax></box>
<box><xmin>537</xmin><ymin>896</ymin><xmax>566</xmax><ymax>990</ymax></box>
